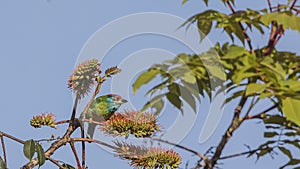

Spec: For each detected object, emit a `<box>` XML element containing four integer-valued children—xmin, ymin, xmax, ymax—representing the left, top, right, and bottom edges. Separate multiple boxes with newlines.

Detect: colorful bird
<box><xmin>86</xmin><ymin>94</ymin><xmax>127</xmax><ymax>139</ymax></box>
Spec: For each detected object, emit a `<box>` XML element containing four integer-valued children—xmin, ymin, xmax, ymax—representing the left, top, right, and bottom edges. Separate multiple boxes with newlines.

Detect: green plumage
<box><xmin>85</xmin><ymin>94</ymin><xmax>127</xmax><ymax>139</ymax></box>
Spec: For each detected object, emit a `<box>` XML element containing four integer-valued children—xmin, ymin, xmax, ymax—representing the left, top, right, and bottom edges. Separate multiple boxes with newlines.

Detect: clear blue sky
<box><xmin>0</xmin><ymin>0</ymin><xmax>299</xmax><ymax>168</ymax></box>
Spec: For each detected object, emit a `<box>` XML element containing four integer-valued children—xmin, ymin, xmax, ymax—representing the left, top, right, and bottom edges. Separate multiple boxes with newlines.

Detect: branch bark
<box><xmin>204</xmin><ymin>94</ymin><xmax>248</xmax><ymax>169</ymax></box>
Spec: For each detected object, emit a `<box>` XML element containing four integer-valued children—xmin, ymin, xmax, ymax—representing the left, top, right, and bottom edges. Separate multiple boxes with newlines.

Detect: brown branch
<box><xmin>290</xmin><ymin>0</ymin><xmax>298</xmax><ymax>10</ymax></box>
<box><xmin>0</xmin><ymin>131</ymin><xmax>25</xmax><ymax>144</ymax></box>
<box><xmin>243</xmin><ymin>97</ymin><xmax>258</xmax><ymax>119</ymax></box>
<box><xmin>69</xmin><ymin>139</ymin><xmax>81</xmax><ymax>169</ymax></box>
<box><xmin>70</xmin><ymin>95</ymin><xmax>79</xmax><ymax>124</ymax></box>
<box><xmin>54</xmin><ymin>120</ymin><xmax>71</xmax><ymax>125</ymax></box>
<box><xmin>268</xmin><ymin>0</ymin><xmax>273</xmax><ymax>12</ymax></box>
<box><xmin>20</xmin><ymin>118</ymin><xmax>81</xmax><ymax>168</ymax></box>
<box><xmin>80</xmin><ymin>125</ymin><xmax>86</xmax><ymax>168</ymax></box>
<box><xmin>263</xmin><ymin>21</ymin><xmax>279</xmax><ymax>56</ymax></box>
<box><xmin>219</xmin><ymin>148</ymin><xmax>259</xmax><ymax>160</ymax></box>
<box><xmin>226</xmin><ymin>1</ymin><xmax>253</xmax><ymax>53</ymax></box>
<box><xmin>244</xmin><ymin>103</ymin><xmax>279</xmax><ymax>120</ymax></box>
<box><xmin>204</xmin><ymin>94</ymin><xmax>248</xmax><ymax>169</ymax></box>
<box><xmin>0</xmin><ymin>135</ymin><xmax>7</xmax><ymax>168</ymax></box>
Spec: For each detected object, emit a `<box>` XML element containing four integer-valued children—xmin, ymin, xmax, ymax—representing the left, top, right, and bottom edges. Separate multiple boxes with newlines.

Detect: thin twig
<box><xmin>0</xmin><ymin>135</ymin><xmax>7</xmax><ymax>168</ymax></box>
<box><xmin>69</xmin><ymin>139</ymin><xmax>81</xmax><ymax>169</ymax></box>
<box><xmin>268</xmin><ymin>0</ymin><xmax>273</xmax><ymax>12</ymax></box>
<box><xmin>226</xmin><ymin>1</ymin><xmax>253</xmax><ymax>53</ymax></box>
<box><xmin>54</xmin><ymin>120</ymin><xmax>71</xmax><ymax>125</ymax></box>
<box><xmin>80</xmin><ymin>125</ymin><xmax>86</xmax><ymax>168</ymax></box>
<box><xmin>243</xmin><ymin>96</ymin><xmax>259</xmax><ymax>119</ymax></box>
<box><xmin>244</xmin><ymin>103</ymin><xmax>278</xmax><ymax>120</ymax></box>
<box><xmin>70</xmin><ymin>95</ymin><xmax>79</xmax><ymax>124</ymax></box>
<box><xmin>290</xmin><ymin>0</ymin><xmax>298</xmax><ymax>10</ymax></box>
<box><xmin>71</xmin><ymin>138</ymin><xmax>117</xmax><ymax>150</ymax></box>
<box><xmin>220</xmin><ymin>148</ymin><xmax>259</xmax><ymax>160</ymax></box>
<box><xmin>47</xmin><ymin>157</ymin><xmax>64</xmax><ymax>168</ymax></box>
<box><xmin>0</xmin><ymin>131</ymin><xmax>25</xmax><ymax>144</ymax></box>
<box><xmin>151</xmin><ymin>138</ymin><xmax>208</xmax><ymax>161</ymax></box>
<box><xmin>204</xmin><ymin>93</ymin><xmax>248</xmax><ymax>169</ymax></box>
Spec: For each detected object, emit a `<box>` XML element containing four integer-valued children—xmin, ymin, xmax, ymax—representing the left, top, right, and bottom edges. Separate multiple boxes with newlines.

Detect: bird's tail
<box><xmin>87</xmin><ymin>123</ymin><xmax>96</xmax><ymax>139</ymax></box>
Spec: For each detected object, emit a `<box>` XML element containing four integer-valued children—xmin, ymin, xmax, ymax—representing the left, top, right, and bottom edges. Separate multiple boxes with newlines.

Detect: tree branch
<box><xmin>290</xmin><ymin>0</ymin><xmax>298</xmax><ymax>10</ymax></box>
<box><xmin>219</xmin><ymin>148</ymin><xmax>259</xmax><ymax>160</ymax></box>
<box><xmin>0</xmin><ymin>131</ymin><xmax>25</xmax><ymax>145</ymax></box>
<box><xmin>226</xmin><ymin>1</ymin><xmax>253</xmax><ymax>53</ymax></box>
<box><xmin>69</xmin><ymin>139</ymin><xmax>81</xmax><ymax>169</ymax></box>
<box><xmin>204</xmin><ymin>94</ymin><xmax>248</xmax><ymax>169</ymax></box>
<box><xmin>151</xmin><ymin>138</ymin><xmax>208</xmax><ymax>162</ymax></box>
<box><xmin>47</xmin><ymin>157</ymin><xmax>64</xmax><ymax>169</ymax></box>
<box><xmin>268</xmin><ymin>0</ymin><xmax>273</xmax><ymax>12</ymax></box>
<box><xmin>0</xmin><ymin>135</ymin><xmax>7</xmax><ymax>168</ymax></box>
<box><xmin>80</xmin><ymin>125</ymin><xmax>86</xmax><ymax>168</ymax></box>
<box><xmin>244</xmin><ymin>103</ymin><xmax>278</xmax><ymax>120</ymax></box>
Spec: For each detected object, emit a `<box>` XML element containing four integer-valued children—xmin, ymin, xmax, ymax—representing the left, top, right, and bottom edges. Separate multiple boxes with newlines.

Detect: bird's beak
<box><xmin>121</xmin><ymin>99</ymin><xmax>128</xmax><ymax>103</ymax></box>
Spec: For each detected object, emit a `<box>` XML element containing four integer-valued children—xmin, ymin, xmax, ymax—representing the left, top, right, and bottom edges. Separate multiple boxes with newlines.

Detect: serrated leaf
<box><xmin>23</xmin><ymin>139</ymin><xmax>35</xmax><ymax>161</ymax></box>
<box><xmin>36</xmin><ymin>143</ymin><xmax>45</xmax><ymax>167</ymax></box>
<box><xmin>62</xmin><ymin>163</ymin><xmax>76</xmax><ymax>169</ymax></box>
<box><xmin>0</xmin><ymin>156</ymin><xmax>5</xmax><ymax>169</ymax></box>
<box><xmin>132</xmin><ymin>69</ymin><xmax>158</xmax><ymax>94</ymax></box>
<box><xmin>282</xmin><ymin>97</ymin><xmax>300</xmax><ymax>126</ymax></box>
<box><xmin>245</xmin><ymin>83</ymin><xmax>266</xmax><ymax>96</ymax></box>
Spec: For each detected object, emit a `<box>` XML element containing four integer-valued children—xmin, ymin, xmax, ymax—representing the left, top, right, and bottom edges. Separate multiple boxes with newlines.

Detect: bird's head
<box><xmin>106</xmin><ymin>94</ymin><xmax>128</xmax><ymax>105</ymax></box>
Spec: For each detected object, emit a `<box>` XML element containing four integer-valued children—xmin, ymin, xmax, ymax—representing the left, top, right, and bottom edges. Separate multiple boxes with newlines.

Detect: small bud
<box><xmin>30</xmin><ymin>113</ymin><xmax>56</xmax><ymax>128</ymax></box>
<box><xmin>68</xmin><ymin>59</ymin><xmax>100</xmax><ymax>99</ymax></box>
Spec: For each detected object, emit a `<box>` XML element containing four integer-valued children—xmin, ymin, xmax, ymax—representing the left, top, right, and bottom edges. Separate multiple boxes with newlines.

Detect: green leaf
<box><xmin>264</xmin><ymin>132</ymin><xmax>278</xmax><ymax>138</ymax></box>
<box><xmin>203</xmin><ymin>0</ymin><xmax>208</xmax><ymax>6</ymax></box>
<box><xmin>179</xmin><ymin>85</ymin><xmax>197</xmax><ymax>112</ymax></box>
<box><xmin>222</xmin><ymin>45</ymin><xmax>247</xmax><ymax>59</ymax></box>
<box><xmin>0</xmin><ymin>156</ymin><xmax>6</xmax><ymax>169</ymax></box>
<box><xmin>62</xmin><ymin>163</ymin><xmax>76</xmax><ymax>169</ymax></box>
<box><xmin>23</xmin><ymin>139</ymin><xmax>35</xmax><ymax>161</ymax></box>
<box><xmin>278</xmin><ymin>147</ymin><xmax>293</xmax><ymax>160</ymax></box>
<box><xmin>197</xmin><ymin>18</ymin><xmax>212</xmax><ymax>41</ymax></box>
<box><xmin>282</xmin><ymin>97</ymin><xmax>300</xmax><ymax>126</ymax></box>
<box><xmin>132</xmin><ymin>69</ymin><xmax>158</xmax><ymax>94</ymax></box>
<box><xmin>36</xmin><ymin>143</ymin><xmax>45</xmax><ymax>167</ymax></box>
<box><xmin>183</xmin><ymin>72</ymin><xmax>197</xmax><ymax>84</ymax></box>
<box><xmin>166</xmin><ymin>92</ymin><xmax>182</xmax><ymax>112</ymax></box>
<box><xmin>245</xmin><ymin>83</ymin><xmax>266</xmax><ymax>96</ymax></box>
